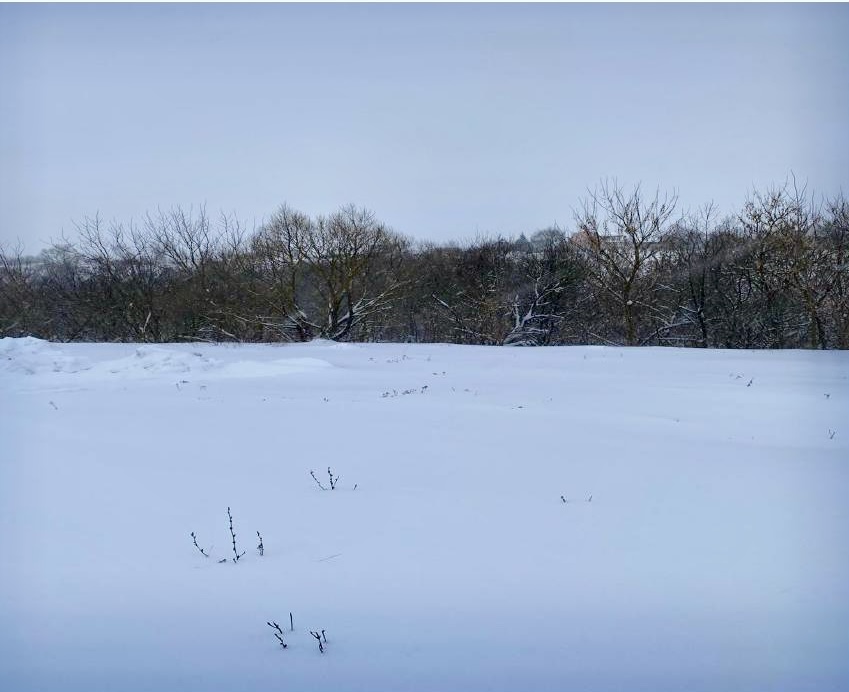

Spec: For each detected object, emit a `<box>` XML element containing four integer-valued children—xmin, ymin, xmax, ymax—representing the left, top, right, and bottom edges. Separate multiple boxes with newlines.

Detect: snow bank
<box><xmin>0</xmin><ymin>338</ymin><xmax>334</xmax><ymax>382</ymax></box>
<box><xmin>217</xmin><ymin>357</ymin><xmax>332</xmax><ymax>378</ymax></box>
<box><xmin>0</xmin><ymin>336</ymin><xmax>90</xmax><ymax>375</ymax></box>
<box><xmin>92</xmin><ymin>345</ymin><xmax>221</xmax><ymax>377</ymax></box>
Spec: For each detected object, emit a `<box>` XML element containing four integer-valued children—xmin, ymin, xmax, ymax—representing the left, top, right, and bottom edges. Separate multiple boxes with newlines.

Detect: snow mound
<box><xmin>91</xmin><ymin>347</ymin><xmax>332</xmax><ymax>380</ymax></box>
<box><xmin>0</xmin><ymin>337</ymin><xmax>91</xmax><ymax>375</ymax></box>
<box><xmin>217</xmin><ymin>357</ymin><xmax>333</xmax><ymax>378</ymax></box>
<box><xmin>96</xmin><ymin>346</ymin><xmax>220</xmax><ymax>377</ymax></box>
<box><xmin>309</xmin><ymin>338</ymin><xmax>356</xmax><ymax>350</ymax></box>
<box><xmin>0</xmin><ymin>339</ymin><xmax>335</xmax><ymax>382</ymax></box>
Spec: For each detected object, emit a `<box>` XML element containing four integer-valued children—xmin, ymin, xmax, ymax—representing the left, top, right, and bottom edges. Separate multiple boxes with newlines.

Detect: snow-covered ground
<box><xmin>1</xmin><ymin>337</ymin><xmax>847</xmax><ymax>691</ymax></box>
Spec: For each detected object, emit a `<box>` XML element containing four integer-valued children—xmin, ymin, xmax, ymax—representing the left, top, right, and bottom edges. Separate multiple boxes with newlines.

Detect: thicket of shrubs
<box><xmin>2</xmin><ymin>180</ymin><xmax>847</xmax><ymax>349</ymax></box>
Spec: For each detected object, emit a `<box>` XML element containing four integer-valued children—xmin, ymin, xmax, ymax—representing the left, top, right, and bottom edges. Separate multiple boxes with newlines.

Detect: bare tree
<box><xmin>254</xmin><ymin>204</ymin><xmax>407</xmax><ymax>341</ymax></box>
<box><xmin>71</xmin><ymin>214</ymin><xmax>168</xmax><ymax>341</ymax></box>
<box><xmin>145</xmin><ymin>206</ymin><xmax>250</xmax><ymax>341</ymax></box>
<box><xmin>664</xmin><ymin>203</ymin><xmax>725</xmax><ymax>347</ymax></box>
<box><xmin>735</xmin><ymin>180</ymin><xmax>841</xmax><ymax>348</ymax></box>
<box><xmin>0</xmin><ymin>243</ymin><xmax>38</xmax><ymax>337</ymax></box>
<box><xmin>430</xmin><ymin>237</ymin><xmax>516</xmax><ymax>344</ymax></box>
<box><xmin>504</xmin><ymin>229</ymin><xmax>582</xmax><ymax>346</ymax></box>
<box><xmin>574</xmin><ymin>181</ymin><xmax>679</xmax><ymax>345</ymax></box>
<box><xmin>823</xmin><ymin>195</ymin><xmax>849</xmax><ymax>348</ymax></box>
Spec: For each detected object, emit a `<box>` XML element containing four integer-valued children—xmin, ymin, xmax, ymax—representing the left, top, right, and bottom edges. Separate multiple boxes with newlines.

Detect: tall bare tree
<box><xmin>574</xmin><ymin>181</ymin><xmax>679</xmax><ymax>345</ymax></box>
<box><xmin>254</xmin><ymin>204</ymin><xmax>407</xmax><ymax>341</ymax></box>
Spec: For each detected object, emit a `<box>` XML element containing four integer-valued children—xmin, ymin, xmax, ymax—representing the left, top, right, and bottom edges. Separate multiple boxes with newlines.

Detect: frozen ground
<box><xmin>1</xmin><ymin>337</ymin><xmax>847</xmax><ymax>691</ymax></box>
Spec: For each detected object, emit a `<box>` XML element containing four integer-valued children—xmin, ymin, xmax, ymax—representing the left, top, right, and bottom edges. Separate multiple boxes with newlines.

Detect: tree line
<box><xmin>2</xmin><ymin>180</ymin><xmax>847</xmax><ymax>349</ymax></box>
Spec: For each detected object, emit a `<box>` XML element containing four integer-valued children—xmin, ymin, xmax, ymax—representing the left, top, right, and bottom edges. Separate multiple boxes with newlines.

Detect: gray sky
<box><xmin>1</xmin><ymin>3</ymin><xmax>847</xmax><ymax>252</ymax></box>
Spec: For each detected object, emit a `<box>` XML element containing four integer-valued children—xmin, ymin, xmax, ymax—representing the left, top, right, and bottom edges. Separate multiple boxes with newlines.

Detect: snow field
<box><xmin>1</xmin><ymin>338</ymin><xmax>847</xmax><ymax>691</ymax></box>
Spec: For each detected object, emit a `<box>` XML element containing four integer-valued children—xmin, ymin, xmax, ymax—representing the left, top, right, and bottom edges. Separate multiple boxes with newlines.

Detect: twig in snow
<box><xmin>587</xmin><ymin>494</ymin><xmax>593</xmax><ymax>503</ymax></box>
<box><xmin>256</xmin><ymin>531</ymin><xmax>264</xmax><ymax>556</ymax></box>
<box><xmin>310</xmin><ymin>630</ymin><xmax>325</xmax><ymax>653</ymax></box>
<box><xmin>828</xmin><ymin>429</ymin><xmax>836</xmax><ymax>440</ymax></box>
<box><xmin>190</xmin><ymin>531</ymin><xmax>209</xmax><ymax>557</ymax></box>
<box><xmin>560</xmin><ymin>495</ymin><xmax>567</xmax><ymax>503</ymax></box>
<box><xmin>327</xmin><ymin>467</ymin><xmax>340</xmax><ymax>490</ymax></box>
<box><xmin>267</xmin><ymin>621</ymin><xmax>287</xmax><ymax>648</ymax></box>
<box><xmin>310</xmin><ymin>470</ymin><xmax>327</xmax><ymax>491</ymax></box>
<box><xmin>49</xmin><ymin>400</ymin><xmax>58</xmax><ymax>410</ymax></box>
<box><xmin>290</xmin><ymin>612</ymin><xmax>294</xmax><ymax>632</ymax></box>
<box><xmin>227</xmin><ymin>507</ymin><xmax>245</xmax><ymax>562</ymax></box>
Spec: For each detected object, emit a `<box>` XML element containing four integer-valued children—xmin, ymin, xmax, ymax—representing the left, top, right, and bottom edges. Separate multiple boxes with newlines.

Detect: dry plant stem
<box><xmin>190</xmin><ymin>531</ymin><xmax>209</xmax><ymax>557</ymax></box>
<box><xmin>227</xmin><ymin>507</ymin><xmax>245</xmax><ymax>562</ymax></box>
<box><xmin>327</xmin><ymin>467</ymin><xmax>340</xmax><ymax>490</ymax></box>
<box><xmin>310</xmin><ymin>630</ymin><xmax>324</xmax><ymax>653</ymax></box>
<box><xmin>267</xmin><ymin>621</ymin><xmax>287</xmax><ymax>648</ymax></box>
<box><xmin>310</xmin><ymin>470</ymin><xmax>327</xmax><ymax>490</ymax></box>
<box><xmin>256</xmin><ymin>531</ymin><xmax>264</xmax><ymax>556</ymax></box>
<box><xmin>267</xmin><ymin>622</ymin><xmax>287</xmax><ymax>648</ymax></box>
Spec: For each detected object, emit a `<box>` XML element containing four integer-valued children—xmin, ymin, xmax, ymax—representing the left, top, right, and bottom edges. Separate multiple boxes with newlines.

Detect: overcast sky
<box><xmin>1</xmin><ymin>3</ymin><xmax>847</xmax><ymax>253</ymax></box>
